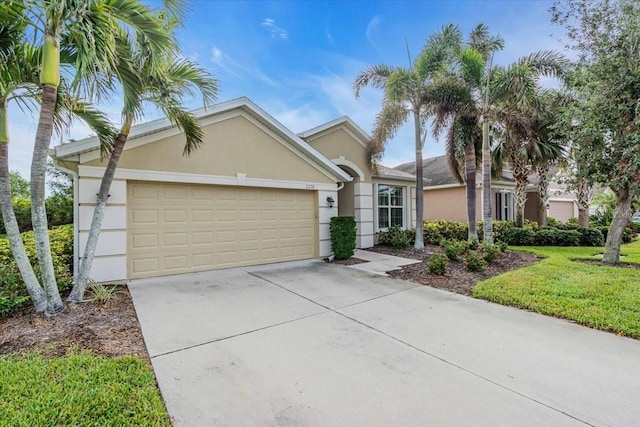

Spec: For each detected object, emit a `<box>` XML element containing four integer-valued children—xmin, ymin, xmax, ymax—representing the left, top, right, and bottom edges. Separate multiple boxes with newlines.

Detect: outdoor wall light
<box><xmin>326</xmin><ymin>196</ymin><xmax>335</xmax><ymax>208</ymax></box>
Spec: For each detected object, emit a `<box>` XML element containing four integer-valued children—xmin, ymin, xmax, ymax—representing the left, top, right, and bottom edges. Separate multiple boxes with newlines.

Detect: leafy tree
<box><xmin>2</xmin><ymin>0</ymin><xmax>168</xmax><ymax>315</ymax></box>
<box><xmin>69</xmin><ymin>11</ymin><xmax>217</xmax><ymax>302</ymax></box>
<box><xmin>10</xmin><ymin>171</ymin><xmax>29</xmax><ymax>199</ymax></box>
<box><xmin>552</xmin><ymin>0</ymin><xmax>640</xmax><ymax>263</ymax></box>
<box><xmin>354</xmin><ymin>24</ymin><xmax>461</xmax><ymax>250</ymax></box>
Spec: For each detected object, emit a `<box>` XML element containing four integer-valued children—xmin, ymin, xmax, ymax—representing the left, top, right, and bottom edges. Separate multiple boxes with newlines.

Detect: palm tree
<box><xmin>3</xmin><ymin>0</ymin><xmax>169</xmax><ymax>315</ymax></box>
<box><xmin>68</xmin><ymin>22</ymin><xmax>218</xmax><ymax>302</ymax></box>
<box><xmin>354</xmin><ymin>24</ymin><xmax>461</xmax><ymax>250</ymax></box>
<box><xmin>429</xmin><ymin>24</ymin><xmax>504</xmax><ymax>244</ymax></box>
<box><xmin>0</xmin><ymin>37</ymin><xmax>115</xmax><ymax>313</ymax></box>
<box><xmin>492</xmin><ymin>89</ymin><xmax>567</xmax><ymax>227</ymax></box>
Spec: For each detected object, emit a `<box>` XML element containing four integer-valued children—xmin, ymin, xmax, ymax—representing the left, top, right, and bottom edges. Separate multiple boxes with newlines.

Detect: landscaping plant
<box><xmin>330</xmin><ymin>216</ymin><xmax>357</xmax><ymax>259</ymax></box>
<box><xmin>427</xmin><ymin>252</ymin><xmax>447</xmax><ymax>275</ymax></box>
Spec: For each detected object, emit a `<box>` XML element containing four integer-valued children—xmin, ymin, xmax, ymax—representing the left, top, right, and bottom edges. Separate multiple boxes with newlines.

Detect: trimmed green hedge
<box><xmin>330</xmin><ymin>216</ymin><xmax>356</xmax><ymax>259</ymax></box>
<box><xmin>0</xmin><ymin>225</ymin><xmax>73</xmax><ymax>315</ymax></box>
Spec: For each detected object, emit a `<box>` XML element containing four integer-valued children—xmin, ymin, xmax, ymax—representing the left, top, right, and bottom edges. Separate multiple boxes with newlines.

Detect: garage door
<box><xmin>549</xmin><ymin>201</ymin><xmax>576</xmax><ymax>223</ymax></box>
<box><xmin>127</xmin><ymin>182</ymin><xmax>316</xmax><ymax>279</ymax></box>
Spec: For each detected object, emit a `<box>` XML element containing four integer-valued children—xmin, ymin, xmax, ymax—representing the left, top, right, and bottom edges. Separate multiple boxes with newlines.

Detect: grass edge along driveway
<box><xmin>473</xmin><ymin>240</ymin><xmax>640</xmax><ymax>339</ymax></box>
<box><xmin>0</xmin><ymin>353</ymin><xmax>171</xmax><ymax>427</ymax></box>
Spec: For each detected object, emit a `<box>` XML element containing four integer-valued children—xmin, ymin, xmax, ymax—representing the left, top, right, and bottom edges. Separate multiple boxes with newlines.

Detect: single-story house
<box><xmin>394</xmin><ymin>155</ymin><xmax>578</xmax><ymax>223</ymax></box>
<box><xmin>50</xmin><ymin>97</ymin><xmax>416</xmax><ymax>282</ymax></box>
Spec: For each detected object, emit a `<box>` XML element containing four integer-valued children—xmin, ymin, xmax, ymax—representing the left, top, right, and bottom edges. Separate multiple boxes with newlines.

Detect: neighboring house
<box><xmin>50</xmin><ymin>97</ymin><xmax>416</xmax><ymax>282</ymax></box>
<box><xmin>394</xmin><ymin>155</ymin><xmax>578</xmax><ymax>224</ymax></box>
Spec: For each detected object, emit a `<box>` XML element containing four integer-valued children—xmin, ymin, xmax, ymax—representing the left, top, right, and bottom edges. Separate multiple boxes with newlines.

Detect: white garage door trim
<box><xmin>127</xmin><ymin>181</ymin><xmax>318</xmax><ymax>279</ymax></box>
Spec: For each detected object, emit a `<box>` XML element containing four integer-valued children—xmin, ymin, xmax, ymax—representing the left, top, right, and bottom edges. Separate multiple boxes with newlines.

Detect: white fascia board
<box><xmin>299</xmin><ymin>116</ymin><xmax>371</xmax><ymax>143</ymax></box>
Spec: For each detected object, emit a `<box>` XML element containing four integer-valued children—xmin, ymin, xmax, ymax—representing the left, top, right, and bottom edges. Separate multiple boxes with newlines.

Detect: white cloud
<box><xmin>365</xmin><ymin>16</ymin><xmax>382</xmax><ymax>50</ymax></box>
<box><xmin>325</xmin><ymin>28</ymin><xmax>334</xmax><ymax>45</ymax></box>
<box><xmin>210</xmin><ymin>46</ymin><xmax>277</xmax><ymax>87</ymax></box>
<box><xmin>261</xmin><ymin>18</ymin><xmax>288</xmax><ymax>39</ymax></box>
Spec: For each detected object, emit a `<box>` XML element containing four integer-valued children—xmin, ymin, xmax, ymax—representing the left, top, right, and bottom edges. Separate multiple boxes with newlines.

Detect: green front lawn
<box><xmin>473</xmin><ymin>240</ymin><xmax>640</xmax><ymax>339</ymax></box>
<box><xmin>0</xmin><ymin>353</ymin><xmax>170</xmax><ymax>426</ymax></box>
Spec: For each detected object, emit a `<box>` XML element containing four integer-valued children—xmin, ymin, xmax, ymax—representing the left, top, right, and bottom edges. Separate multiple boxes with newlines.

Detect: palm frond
<box><xmin>369</xmin><ymin>100</ymin><xmax>410</xmax><ymax>166</ymax></box>
<box><xmin>415</xmin><ymin>23</ymin><xmax>462</xmax><ymax>79</ymax></box>
<box><xmin>446</xmin><ymin>118</ymin><xmax>464</xmax><ymax>184</ymax></box>
<box><xmin>468</xmin><ymin>23</ymin><xmax>504</xmax><ymax>61</ymax></box>
<box><xmin>353</xmin><ymin>64</ymin><xmax>394</xmax><ymax>98</ymax></box>
<box><xmin>515</xmin><ymin>50</ymin><xmax>569</xmax><ymax>79</ymax></box>
<box><xmin>386</xmin><ymin>67</ymin><xmax>416</xmax><ymax>103</ymax></box>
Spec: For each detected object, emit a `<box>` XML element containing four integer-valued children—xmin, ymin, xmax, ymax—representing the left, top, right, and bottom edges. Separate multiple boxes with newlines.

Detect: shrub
<box><xmin>427</xmin><ymin>252</ymin><xmax>447</xmax><ymax>275</ymax></box>
<box><xmin>577</xmin><ymin>227</ymin><xmax>604</xmax><ymax>246</ymax></box>
<box><xmin>547</xmin><ymin>217</ymin><xmax>561</xmax><ymax>227</ymax></box>
<box><xmin>567</xmin><ymin>217</ymin><xmax>579</xmax><ymax>226</ymax></box>
<box><xmin>464</xmin><ymin>253</ymin><xmax>486</xmax><ymax>272</ymax></box>
<box><xmin>423</xmin><ymin>220</ymin><xmax>467</xmax><ymax>245</ymax></box>
<box><xmin>378</xmin><ymin>225</ymin><xmax>411</xmax><ymax>248</ymax></box>
<box><xmin>390</xmin><ymin>231</ymin><xmax>409</xmax><ymax>248</ymax></box>
<box><xmin>497</xmin><ymin>241</ymin><xmax>509</xmax><ymax>252</ymax></box>
<box><xmin>502</xmin><ymin>227</ymin><xmax>535</xmax><ymax>246</ymax></box>
<box><xmin>594</xmin><ymin>225</ymin><xmax>634</xmax><ymax>244</ymax></box>
<box><xmin>440</xmin><ymin>239</ymin><xmax>469</xmax><ymax>261</ymax></box>
<box><xmin>533</xmin><ymin>228</ymin><xmax>581</xmax><ymax>246</ymax></box>
<box><xmin>45</xmin><ymin>193</ymin><xmax>74</xmax><ymax>227</ymax></box>
<box><xmin>330</xmin><ymin>216</ymin><xmax>356</xmax><ymax>260</ymax></box>
<box><xmin>0</xmin><ymin>225</ymin><xmax>73</xmax><ymax>316</ymax></box>
<box><xmin>478</xmin><ymin>242</ymin><xmax>500</xmax><ymax>263</ymax></box>
<box><xmin>478</xmin><ymin>220</ymin><xmax>516</xmax><ymax>243</ymax></box>
<box><xmin>591</xmin><ymin>207</ymin><xmax>614</xmax><ymax>226</ymax></box>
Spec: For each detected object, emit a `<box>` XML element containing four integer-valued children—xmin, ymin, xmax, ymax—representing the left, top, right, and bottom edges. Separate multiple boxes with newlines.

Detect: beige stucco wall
<box><xmin>423</xmin><ymin>186</ymin><xmax>481</xmax><ymax>223</ymax></box>
<box><xmin>85</xmin><ymin>114</ymin><xmax>334</xmax><ymax>185</ymax></box>
<box><xmin>338</xmin><ymin>181</ymin><xmax>355</xmax><ymax>216</ymax></box>
<box><xmin>305</xmin><ymin>127</ymin><xmax>372</xmax><ymax>183</ymax></box>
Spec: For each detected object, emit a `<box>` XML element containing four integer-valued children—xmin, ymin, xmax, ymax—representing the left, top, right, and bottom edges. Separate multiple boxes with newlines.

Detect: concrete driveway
<box><xmin>129</xmin><ymin>259</ymin><xmax>640</xmax><ymax>427</ymax></box>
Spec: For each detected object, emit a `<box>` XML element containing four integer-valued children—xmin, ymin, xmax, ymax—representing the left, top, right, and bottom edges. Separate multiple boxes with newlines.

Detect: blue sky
<box><xmin>9</xmin><ymin>0</ymin><xmax>571</xmax><ymax>179</ymax></box>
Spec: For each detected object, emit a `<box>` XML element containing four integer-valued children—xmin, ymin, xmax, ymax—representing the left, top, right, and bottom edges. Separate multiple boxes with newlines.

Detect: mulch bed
<box><xmin>368</xmin><ymin>245</ymin><xmax>542</xmax><ymax>296</ymax></box>
<box><xmin>0</xmin><ymin>286</ymin><xmax>149</xmax><ymax>362</ymax></box>
<box><xmin>573</xmin><ymin>259</ymin><xmax>640</xmax><ymax>270</ymax></box>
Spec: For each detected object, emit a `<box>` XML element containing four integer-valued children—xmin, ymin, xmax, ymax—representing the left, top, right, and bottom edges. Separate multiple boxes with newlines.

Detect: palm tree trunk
<box><xmin>577</xmin><ymin>178</ymin><xmax>590</xmax><ymax>228</ymax></box>
<box><xmin>537</xmin><ymin>164</ymin><xmax>549</xmax><ymax>227</ymax></box>
<box><xmin>0</xmin><ymin>106</ymin><xmax>47</xmax><ymax>312</ymax></box>
<box><xmin>482</xmin><ymin>119</ymin><xmax>493</xmax><ymax>244</ymax></box>
<box><xmin>413</xmin><ymin>110</ymin><xmax>424</xmax><ymax>250</ymax></box>
<box><xmin>514</xmin><ymin>179</ymin><xmax>528</xmax><ymax>227</ymax></box>
<box><xmin>602</xmin><ymin>185</ymin><xmax>632</xmax><ymax>264</ymax></box>
<box><xmin>69</xmin><ymin>117</ymin><xmax>133</xmax><ymax>302</ymax></box>
<box><xmin>464</xmin><ymin>142</ymin><xmax>477</xmax><ymax>243</ymax></box>
<box><xmin>31</xmin><ymin>83</ymin><xmax>63</xmax><ymax>316</ymax></box>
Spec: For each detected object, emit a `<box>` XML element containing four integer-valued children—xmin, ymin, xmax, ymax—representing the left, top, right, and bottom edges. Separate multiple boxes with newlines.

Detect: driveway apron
<box><xmin>129</xmin><ymin>259</ymin><xmax>640</xmax><ymax>427</ymax></box>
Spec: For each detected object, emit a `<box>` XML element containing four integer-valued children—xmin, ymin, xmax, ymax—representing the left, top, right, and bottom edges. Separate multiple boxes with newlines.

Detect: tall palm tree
<box><xmin>0</xmin><ymin>39</ymin><xmax>115</xmax><ymax>313</ymax></box>
<box><xmin>3</xmin><ymin>0</ymin><xmax>169</xmax><ymax>315</ymax></box>
<box><xmin>429</xmin><ymin>24</ymin><xmax>504</xmax><ymax>244</ymax></box>
<box><xmin>69</xmin><ymin>22</ymin><xmax>218</xmax><ymax>302</ymax></box>
<box><xmin>354</xmin><ymin>24</ymin><xmax>461</xmax><ymax>250</ymax></box>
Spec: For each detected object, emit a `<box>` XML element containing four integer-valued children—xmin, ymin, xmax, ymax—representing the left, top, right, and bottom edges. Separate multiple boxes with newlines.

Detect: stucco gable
<box><xmin>52</xmin><ymin>97</ymin><xmax>350</xmax><ymax>184</ymax></box>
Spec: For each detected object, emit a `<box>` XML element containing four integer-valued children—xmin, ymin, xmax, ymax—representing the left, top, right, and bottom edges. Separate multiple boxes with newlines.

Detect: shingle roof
<box><xmin>374</xmin><ymin>164</ymin><xmax>415</xmax><ymax>181</ymax></box>
<box><xmin>394</xmin><ymin>155</ymin><xmax>513</xmax><ymax>187</ymax></box>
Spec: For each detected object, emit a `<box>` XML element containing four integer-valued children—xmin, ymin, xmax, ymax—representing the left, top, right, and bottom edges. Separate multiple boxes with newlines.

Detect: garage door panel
<box><xmin>128</xmin><ymin>182</ymin><xmax>316</xmax><ymax>279</ymax></box>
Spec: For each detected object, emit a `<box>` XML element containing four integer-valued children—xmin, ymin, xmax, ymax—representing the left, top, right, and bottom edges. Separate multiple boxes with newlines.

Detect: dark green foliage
<box><xmin>0</xmin><ymin>225</ymin><xmax>73</xmax><ymax>316</ymax></box>
<box><xmin>330</xmin><ymin>216</ymin><xmax>356</xmax><ymax>260</ymax></box>
<box><xmin>623</xmin><ymin>228</ymin><xmax>634</xmax><ymax>244</ymax></box>
<box><xmin>547</xmin><ymin>217</ymin><xmax>561</xmax><ymax>227</ymax></box>
<box><xmin>497</xmin><ymin>241</ymin><xmax>509</xmax><ymax>252</ymax></box>
<box><xmin>440</xmin><ymin>239</ymin><xmax>469</xmax><ymax>261</ymax></box>
<box><xmin>390</xmin><ymin>231</ymin><xmax>409</xmax><ymax>248</ymax></box>
<box><xmin>378</xmin><ymin>225</ymin><xmax>412</xmax><ymax>248</ymax></box>
<box><xmin>478</xmin><ymin>220</ymin><xmax>516</xmax><ymax>243</ymax></box>
<box><xmin>45</xmin><ymin>193</ymin><xmax>74</xmax><ymax>227</ymax></box>
<box><xmin>478</xmin><ymin>242</ymin><xmax>500</xmax><ymax>262</ymax></box>
<box><xmin>423</xmin><ymin>220</ymin><xmax>468</xmax><ymax>245</ymax></box>
<box><xmin>577</xmin><ymin>227</ymin><xmax>604</xmax><ymax>246</ymax></box>
<box><xmin>427</xmin><ymin>252</ymin><xmax>447</xmax><ymax>275</ymax></box>
<box><xmin>534</xmin><ymin>228</ymin><xmax>581</xmax><ymax>246</ymax></box>
<box><xmin>502</xmin><ymin>227</ymin><xmax>535</xmax><ymax>246</ymax></box>
<box><xmin>464</xmin><ymin>252</ymin><xmax>486</xmax><ymax>272</ymax></box>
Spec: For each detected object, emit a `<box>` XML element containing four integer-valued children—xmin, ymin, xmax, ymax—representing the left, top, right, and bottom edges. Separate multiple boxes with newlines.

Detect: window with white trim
<box><xmin>377</xmin><ymin>185</ymin><xmax>404</xmax><ymax>229</ymax></box>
